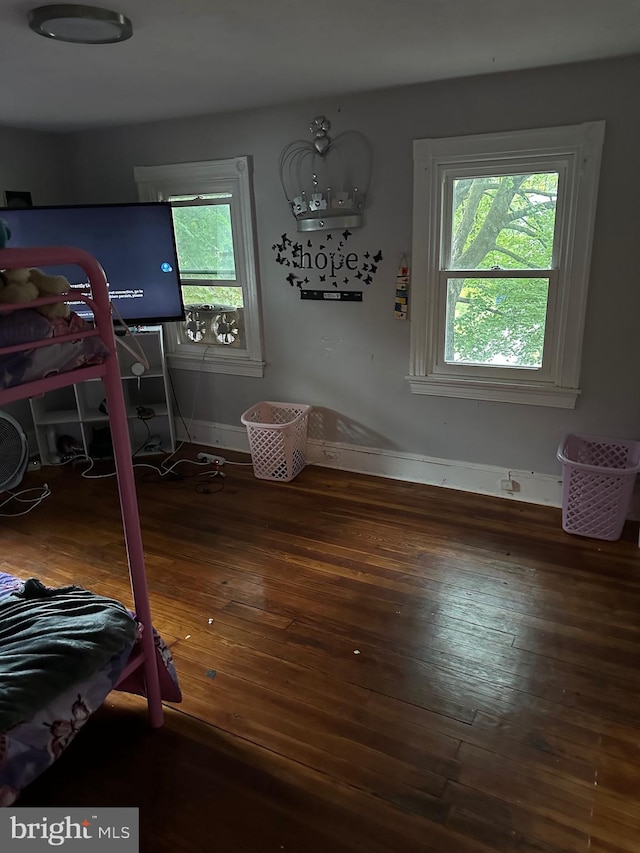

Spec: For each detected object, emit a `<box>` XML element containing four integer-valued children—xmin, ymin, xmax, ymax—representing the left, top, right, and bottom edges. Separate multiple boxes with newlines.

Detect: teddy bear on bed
<box><xmin>0</xmin><ymin>267</ymin><xmax>72</xmax><ymax>320</ymax></box>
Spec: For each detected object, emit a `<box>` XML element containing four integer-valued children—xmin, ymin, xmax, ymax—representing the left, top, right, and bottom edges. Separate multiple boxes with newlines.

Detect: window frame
<box><xmin>134</xmin><ymin>157</ymin><xmax>264</xmax><ymax>377</ymax></box>
<box><xmin>409</xmin><ymin>122</ymin><xmax>605</xmax><ymax>407</ymax></box>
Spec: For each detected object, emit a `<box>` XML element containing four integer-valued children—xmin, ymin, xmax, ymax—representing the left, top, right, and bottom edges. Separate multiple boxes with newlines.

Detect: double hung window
<box><xmin>135</xmin><ymin>157</ymin><xmax>264</xmax><ymax>376</ymax></box>
<box><xmin>410</xmin><ymin>122</ymin><xmax>605</xmax><ymax>407</ymax></box>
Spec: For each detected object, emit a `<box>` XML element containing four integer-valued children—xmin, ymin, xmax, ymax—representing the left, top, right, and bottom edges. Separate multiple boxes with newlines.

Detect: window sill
<box><xmin>167</xmin><ymin>351</ymin><xmax>265</xmax><ymax>377</ymax></box>
<box><xmin>407</xmin><ymin>375</ymin><xmax>579</xmax><ymax>408</ymax></box>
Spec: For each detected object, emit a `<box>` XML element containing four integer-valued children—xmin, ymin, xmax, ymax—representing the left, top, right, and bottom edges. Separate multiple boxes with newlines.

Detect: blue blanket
<box><xmin>0</xmin><ymin>578</ymin><xmax>136</xmax><ymax>731</ymax></box>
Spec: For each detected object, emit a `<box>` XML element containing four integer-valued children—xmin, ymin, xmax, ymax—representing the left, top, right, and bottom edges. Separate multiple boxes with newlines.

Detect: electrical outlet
<box><xmin>197</xmin><ymin>452</ymin><xmax>226</xmax><ymax>465</ymax></box>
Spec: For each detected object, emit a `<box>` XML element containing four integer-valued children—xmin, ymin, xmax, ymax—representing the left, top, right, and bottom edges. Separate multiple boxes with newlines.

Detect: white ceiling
<box><xmin>3</xmin><ymin>0</ymin><xmax>640</xmax><ymax>132</ymax></box>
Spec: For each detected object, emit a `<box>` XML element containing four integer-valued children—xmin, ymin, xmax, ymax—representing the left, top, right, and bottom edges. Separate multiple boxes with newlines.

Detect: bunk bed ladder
<box><xmin>102</xmin><ymin>351</ymin><xmax>164</xmax><ymax>727</ymax></box>
<box><xmin>0</xmin><ymin>246</ymin><xmax>166</xmax><ymax>728</ymax></box>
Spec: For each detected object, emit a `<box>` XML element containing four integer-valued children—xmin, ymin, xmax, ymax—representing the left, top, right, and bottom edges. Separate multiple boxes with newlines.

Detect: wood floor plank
<box><xmin>283</xmin><ymin>617</ymin><xmax>640</xmax><ymax>724</ymax></box>
<box><xmin>513</xmin><ymin>624</ymin><xmax>640</xmax><ymax>681</ymax></box>
<box><xmin>5</xmin><ymin>456</ymin><xmax>640</xmax><ymax>851</ymax></box>
<box><xmin>468</xmin><ymin>711</ymin><xmax>599</xmax><ymax>785</ymax></box>
<box><xmin>456</xmin><ymin>742</ymin><xmax>596</xmax><ymax>823</ymax></box>
<box><xmin>172</xmin><ymin>661</ymin><xmax>453</xmax><ymax>814</ymax></box>
<box><xmin>590</xmin><ymin>789</ymin><xmax>640</xmax><ymax>851</ymax></box>
<box><xmin>444</xmin><ymin>781</ymin><xmax>592</xmax><ymax>853</ymax></box>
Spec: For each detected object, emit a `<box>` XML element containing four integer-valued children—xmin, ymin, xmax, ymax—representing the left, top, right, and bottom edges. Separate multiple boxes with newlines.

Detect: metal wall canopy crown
<box><xmin>279</xmin><ymin>116</ymin><xmax>372</xmax><ymax>232</ymax></box>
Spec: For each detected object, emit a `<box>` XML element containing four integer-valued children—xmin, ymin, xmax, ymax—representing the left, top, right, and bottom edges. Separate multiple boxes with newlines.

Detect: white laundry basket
<box><xmin>241</xmin><ymin>401</ymin><xmax>311</xmax><ymax>482</ymax></box>
<box><xmin>557</xmin><ymin>433</ymin><xmax>640</xmax><ymax>540</ymax></box>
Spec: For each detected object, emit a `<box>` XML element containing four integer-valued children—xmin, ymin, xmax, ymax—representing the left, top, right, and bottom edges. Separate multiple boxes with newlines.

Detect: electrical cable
<box><xmin>6</xmin><ymin>332</ymin><xmax>227</xmax><ymax>507</ymax></box>
<box><xmin>24</xmin><ymin>334</ymin><xmax>227</xmax><ymax>495</ymax></box>
<box><xmin>0</xmin><ymin>484</ymin><xmax>52</xmax><ymax>517</ymax></box>
<box><xmin>165</xmin><ymin>343</ymin><xmax>213</xmax><ymax>455</ymax></box>
<box><xmin>67</xmin><ymin>455</ymin><xmax>115</xmax><ymax>480</ymax></box>
<box><xmin>163</xmin><ymin>344</ymin><xmax>244</xmax><ymax>468</ymax></box>
<box><xmin>3</xmin><ymin>448</ymin><xmax>222</xmax><ymax>516</ymax></box>
<box><xmin>131</xmin><ymin>416</ymin><xmax>153</xmax><ymax>458</ymax></box>
<box><xmin>67</xmin><ymin>451</ymin><xmax>217</xmax><ymax>486</ymax></box>
<box><xmin>138</xmin><ymin>458</ymin><xmax>224</xmax><ymax>484</ymax></box>
<box><xmin>110</xmin><ymin>301</ymin><xmax>150</xmax><ymax>371</ymax></box>
<box><xmin>194</xmin><ymin>475</ymin><xmax>225</xmax><ymax>496</ymax></box>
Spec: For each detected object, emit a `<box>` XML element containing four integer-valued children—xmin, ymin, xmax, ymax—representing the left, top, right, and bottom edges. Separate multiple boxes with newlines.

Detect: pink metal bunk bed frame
<box><xmin>0</xmin><ymin>246</ymin><xmax>164</xmax><ymax>727</ymax></box>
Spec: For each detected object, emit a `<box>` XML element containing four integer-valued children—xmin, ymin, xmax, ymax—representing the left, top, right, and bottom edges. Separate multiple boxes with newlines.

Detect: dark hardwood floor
<box><xmin>4</xmin><ymin>449</ymin><xmax>640</xmax><ymax>852</ymax></box>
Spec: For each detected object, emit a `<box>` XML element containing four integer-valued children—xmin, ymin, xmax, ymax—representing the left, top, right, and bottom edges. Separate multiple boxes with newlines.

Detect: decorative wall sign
<box><xmin>300</xmin><ymin>290</ymin><xmax>363</xmax><ymax>302</ymax></box>
<box><xmin>394</xmin><ymin>260</ymin><xmax>410</xmax><ymax>319</ymax></box>
<box><xmin>272</xmin><ymin>228</ymin><xmax>384</xmax><ymax>291</ymax></box>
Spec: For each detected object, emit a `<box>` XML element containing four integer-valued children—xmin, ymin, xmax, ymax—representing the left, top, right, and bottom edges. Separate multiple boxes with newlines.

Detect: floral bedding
<box><xmin>0</xmin><ymin>308</ymin><xmax>109</xmax><ymax>390</ymax></box>
<box><xmin>0</xmin><ymin>572</ymin><xmax>181</xmax><ymax>806</ymax></box>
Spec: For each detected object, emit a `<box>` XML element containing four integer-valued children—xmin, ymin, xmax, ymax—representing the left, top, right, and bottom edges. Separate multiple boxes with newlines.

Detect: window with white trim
<box><xmin>409</xmin><ymin>122</ymin><xmax>605</xmax><ymax>407</ymax></box>
<box><xmin>135</xmin><ymin>157</ymin><xmax>264</xmax><ymax>377</ymax></box>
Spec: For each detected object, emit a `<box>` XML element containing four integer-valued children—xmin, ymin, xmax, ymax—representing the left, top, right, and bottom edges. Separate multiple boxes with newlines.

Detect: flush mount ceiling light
<box><xmin>28</xmin><ymin>4</ymin><xmax>133</xmax><ymax>44</ymax></box>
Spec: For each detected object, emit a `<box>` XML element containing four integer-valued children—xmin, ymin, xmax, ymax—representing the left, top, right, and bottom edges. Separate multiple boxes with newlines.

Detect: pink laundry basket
<box><xmin>557</xmin><ymin>433</ymin><xmax>640</xmax><ymax>541</ymax></box>
<box><xmin>241</xmin><ymin>401</ymin><xmax>311</xmax><ymax>482</ymax></box>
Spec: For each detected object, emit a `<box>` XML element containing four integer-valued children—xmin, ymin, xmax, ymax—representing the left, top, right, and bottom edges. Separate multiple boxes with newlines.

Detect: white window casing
<box><xmin>409</xmin><ymin>122</ymin><xmax>605</xmax><ymax>407</ymax></box>
<box><xmin>135</xmin><ymin>157</ymin><xmax>265</xmax><ymax>377</ymax></box>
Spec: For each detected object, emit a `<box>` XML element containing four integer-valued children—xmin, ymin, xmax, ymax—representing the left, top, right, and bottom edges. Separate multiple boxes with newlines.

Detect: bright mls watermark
<box><xmin>0</xmin><ymin>808</ymin><xmax>138</xmax><ymax>850</ymax></box>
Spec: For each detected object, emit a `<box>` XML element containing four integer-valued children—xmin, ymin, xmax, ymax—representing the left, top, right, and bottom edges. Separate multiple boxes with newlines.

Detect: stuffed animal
<box><xmin>0</xmin><ymin>267</ymin><xmax>71</xmax><ymax>319</ymax></box>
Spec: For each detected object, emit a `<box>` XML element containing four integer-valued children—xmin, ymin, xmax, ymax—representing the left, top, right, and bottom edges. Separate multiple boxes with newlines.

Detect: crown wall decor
<box><xmin>278</xmin><ymin>116</ymin><xmax>372</xmax><ymax>232</ymax></box>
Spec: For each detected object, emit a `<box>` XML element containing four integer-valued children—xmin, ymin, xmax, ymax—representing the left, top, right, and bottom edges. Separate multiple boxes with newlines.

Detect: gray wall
<box><xmin>0</xmin><ymin>125</ymin><xmax>71</xmax><ymax>206</ymax></box>
<box><xmin>0</xmin><ymin>125</ymin><xmax>74</xmax><ymax>426</ymax></box>
<box><xmin>20</xmin><ymin>56</ymin><xmax>640</xmax><ymax>475</ymax></box>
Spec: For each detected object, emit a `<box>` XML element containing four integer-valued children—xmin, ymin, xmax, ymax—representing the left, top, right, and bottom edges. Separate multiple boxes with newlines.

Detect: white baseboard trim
<box><xmin>178</xmin><ymin>418</ymin><xmax>563</xmax><ymax>507</ymax></box>
<box><xmin>308</xmin><ymin>442</ymin><xmax>563</xmax><ymax>507</ymax></box>
<box><xmin>177</xmin><ymin>419</ymin><xmax>250</xmax><ymax>455</ymax></box>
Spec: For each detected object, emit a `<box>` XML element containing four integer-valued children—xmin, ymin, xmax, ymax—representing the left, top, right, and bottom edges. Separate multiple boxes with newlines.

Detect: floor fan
<box><xmin>0</xmin><ymin>412</ymin><xmax>28</xmax><ymax>493</ymax></box>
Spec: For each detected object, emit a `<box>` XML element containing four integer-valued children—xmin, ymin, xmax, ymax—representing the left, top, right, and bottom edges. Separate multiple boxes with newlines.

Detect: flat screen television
<box><xmin>0</xmin><ymin>202</ymin><xmax>185</xmax><ymax>326</ymax></box>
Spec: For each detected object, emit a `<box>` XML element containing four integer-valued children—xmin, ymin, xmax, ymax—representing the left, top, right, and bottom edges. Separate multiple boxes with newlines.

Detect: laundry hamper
<box><xmin>557</xmin><ymin>433</ymin><xmax>640</xmax><ymax>540</ymax></box>
<box><xmin>241</xmin><ymin>401</ymin><xmax>311</xmax><ymax>482</ymax></box>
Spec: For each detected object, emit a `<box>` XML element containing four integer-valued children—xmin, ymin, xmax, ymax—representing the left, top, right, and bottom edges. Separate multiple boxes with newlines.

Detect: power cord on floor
<box><xmin>63</xmin><ymin>451</ymin><xmax>225</xmax><ymax>496</ymax></box>
<box><xmin>138</xmin><ymin>458</ymin><xmax>225</xmax><ymax>487</ymax></box>
<box><xmin>4</xmin><ymin>438</ymin><xmax>229</xmax><ymax>520</ymax></box>
<box><xmin>194</xmin><ymin>474</ymin><xmax>225</xmax><ymax>496</ymax></box>
<box><xmin>0</xmin><ymin>484</ymin><xmax>52</xmax><ymax>517</ymax></box>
